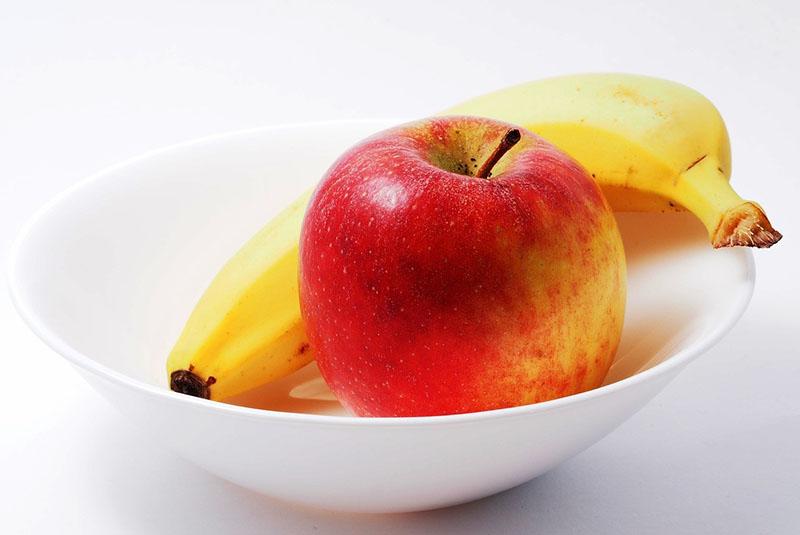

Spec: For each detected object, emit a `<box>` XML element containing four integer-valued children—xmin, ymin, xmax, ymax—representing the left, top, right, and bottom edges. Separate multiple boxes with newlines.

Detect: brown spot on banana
<box><xmin>686</xmin><ymin>154</ymin><xmax>708</xmax><ymax>172</ymax></box>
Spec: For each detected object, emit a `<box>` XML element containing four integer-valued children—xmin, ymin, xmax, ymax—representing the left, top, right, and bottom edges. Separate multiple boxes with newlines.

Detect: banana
<box><xmin>444</xmin><ymin>73</ymin><xmax>781</xmax><ymax>248</ymax></box>
<box><xmin>167</xmin><ymin>190</ymin><xmax>314</xmax><ymax>401</ymax></box>
<box><xmin>168</xmin><ymin>73</ymin><xmax>781</xmax><ymax>401</ymax></box>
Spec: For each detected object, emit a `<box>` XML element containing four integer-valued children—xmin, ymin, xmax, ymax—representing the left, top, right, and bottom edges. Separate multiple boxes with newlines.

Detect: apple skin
<box><xmin>299</xmin><ymin>116</ymin><xmax>626</xmax><ymax>417</ymax></box>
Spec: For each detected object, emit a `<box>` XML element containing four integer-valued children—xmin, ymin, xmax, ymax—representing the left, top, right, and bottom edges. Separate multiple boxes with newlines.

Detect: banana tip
<box><xmin>170</xmin><ymin>369</ymin><xmax>215</xmax><ymax>399</ymax></box>
<box><xmin>712</xmin><ymin>202</ymin><xmax>782</xmax><ymax>249</ymax></box>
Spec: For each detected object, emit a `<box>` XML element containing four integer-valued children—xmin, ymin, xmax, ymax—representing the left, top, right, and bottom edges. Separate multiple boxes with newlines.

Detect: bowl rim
<box><xmin>7</xmin><ymin>119</ymin><xmax>756</xmax><ymax>428</ymax></box>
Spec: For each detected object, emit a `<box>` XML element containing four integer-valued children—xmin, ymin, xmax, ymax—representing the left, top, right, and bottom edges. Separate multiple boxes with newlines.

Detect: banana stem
<box><xmin>678</xmin><ymin>156</ymin><xmax>782</xmax><ymax>248</ymax></box>
<box><xmin>712</xmin><ymin>202</ymin><xmax>782</xmax><ymax>248</ymax></box>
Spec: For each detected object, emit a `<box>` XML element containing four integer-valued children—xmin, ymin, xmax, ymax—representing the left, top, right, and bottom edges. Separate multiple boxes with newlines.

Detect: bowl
<box><xmin>8</xmin><ymin>120</ymin><xmax>755</xmax><ymax>513</ymax></box>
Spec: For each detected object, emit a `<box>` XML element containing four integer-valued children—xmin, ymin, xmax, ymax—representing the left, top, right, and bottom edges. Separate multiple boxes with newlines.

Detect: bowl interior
<box><xmin>10</xmin><ymin>121</ymin><xmax>754</xmax><ymax>417</ymax></box>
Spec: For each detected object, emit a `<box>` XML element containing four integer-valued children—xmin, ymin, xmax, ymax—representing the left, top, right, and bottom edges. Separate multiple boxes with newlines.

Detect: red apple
<box><xmin>299</xmin><ymin>116</ymin><xmax>626</xmax><ymax>417</ymax></box>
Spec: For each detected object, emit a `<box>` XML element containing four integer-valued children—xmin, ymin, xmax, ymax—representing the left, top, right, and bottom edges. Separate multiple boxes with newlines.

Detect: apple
<box><xmin>299</xmin><ymin>116</ymin><xmax>626</xmax><ymax>417</ymax></box>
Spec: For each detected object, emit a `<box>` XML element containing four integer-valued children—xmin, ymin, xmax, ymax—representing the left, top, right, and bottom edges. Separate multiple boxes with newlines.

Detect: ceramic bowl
<box><xmin>8</xmin><ymin>120</ymin><xmax>754</xmax><ymax>513</ymax></box>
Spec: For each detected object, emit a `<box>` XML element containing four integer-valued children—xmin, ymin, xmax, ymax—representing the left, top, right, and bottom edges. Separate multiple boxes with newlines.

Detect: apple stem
<box><xmin>475</xmin><ymin>128</ymin><xmax>521</xmax><ymax>179</ymax></box>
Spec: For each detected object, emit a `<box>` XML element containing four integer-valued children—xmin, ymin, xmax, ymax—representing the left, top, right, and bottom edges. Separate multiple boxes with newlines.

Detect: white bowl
<box><xmin>8</xmin><ymin>120</ymin><xmax>755</xmax><ymax>513</ymax></box>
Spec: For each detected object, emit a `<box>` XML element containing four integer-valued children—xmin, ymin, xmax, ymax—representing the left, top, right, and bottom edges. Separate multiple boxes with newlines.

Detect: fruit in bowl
<box><xmin>9</xmin><ymin>116</ymin><xmax>765</xmax><ymax>512</ymax></box>
<box><xmin>166</xmin><ymin>73</ymin><xmax>780</xmax><ymax>413</ymax></box>
<box><xmin>299</xmin><ymin>117</ymin><xmax>626</xmax><ymax>416</ymax></box>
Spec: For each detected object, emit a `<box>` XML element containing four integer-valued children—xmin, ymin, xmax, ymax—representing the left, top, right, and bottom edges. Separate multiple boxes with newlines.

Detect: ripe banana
<box><xmin>167</xmin><ymin>190</ymin><xmax>313</xmax><ymax>401</ymax></box>
<box><xmin>168</xmin><ymin>73</ymin><xmax>781</xmax><ymax>401</ymax></box>
<box><xmin>444</xmin><ymin>73</ymin><xmax>781</xmax><ymax>248</ymax></box>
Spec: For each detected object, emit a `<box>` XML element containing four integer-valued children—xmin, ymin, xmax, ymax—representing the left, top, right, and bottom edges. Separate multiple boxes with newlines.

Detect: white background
<box><xmin>1</xmin><ymin>1</ymin><xmax>798</xmax><ymax>533</ymax></box>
